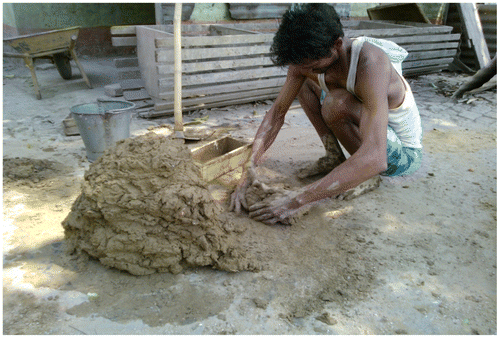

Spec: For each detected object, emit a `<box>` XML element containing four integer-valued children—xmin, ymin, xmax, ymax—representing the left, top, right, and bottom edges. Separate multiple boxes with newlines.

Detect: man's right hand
<box><xmin>229</xmin><ymin>164</ymin><xmax>258</xmax><ymax>214</ymax></box>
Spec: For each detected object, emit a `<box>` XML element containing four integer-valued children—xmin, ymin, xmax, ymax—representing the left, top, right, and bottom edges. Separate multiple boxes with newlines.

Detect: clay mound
<box><xmin>62</xmin><ymin>133</ymin><xmax>258</xmax><ymax>275</ymax></box>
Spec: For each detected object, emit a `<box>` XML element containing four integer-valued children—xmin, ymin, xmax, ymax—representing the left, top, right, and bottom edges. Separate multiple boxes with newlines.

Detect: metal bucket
<box><xmin>71</xmin><ymin>100</ymin><xmax>135</xmax><ymax>162</ymax></box>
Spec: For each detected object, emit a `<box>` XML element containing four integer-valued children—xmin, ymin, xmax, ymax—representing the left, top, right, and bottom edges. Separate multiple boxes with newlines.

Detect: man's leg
<box><xmin>321</xmin><ymin>88</ymin><xmax>363</xmax><ymax>156</ymax></box>
<box><xmin>321</xmin><ymin>88</ymin><xmax>383</xmax><ymax>199</ymax></box>
<box><xmin>296</xmin><ymin>79</ymin><xmax>346</xmax><ymax>178</ymax></box>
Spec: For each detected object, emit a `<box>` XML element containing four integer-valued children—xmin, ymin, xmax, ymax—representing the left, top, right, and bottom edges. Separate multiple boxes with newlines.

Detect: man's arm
<box><xmin>230</xmin><ymin>67</ymin><xmax>305</xmax><ymax>213</ymax></box>
<box><xmin>250</xmin><ymin>46</ymin><xmax>392</xmax><ymax>224</ymax></box>
<box><xmin>250</xmin><ymin>66</ymin><xmax>306</xmax><ymax>165</ymax></box>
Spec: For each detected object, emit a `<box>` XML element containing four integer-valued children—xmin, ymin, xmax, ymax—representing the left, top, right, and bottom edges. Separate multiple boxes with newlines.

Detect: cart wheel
<box><xmin>53</xmin><ymin>53</ymin><xmax>72</xmax><ymax>80</ymax></box>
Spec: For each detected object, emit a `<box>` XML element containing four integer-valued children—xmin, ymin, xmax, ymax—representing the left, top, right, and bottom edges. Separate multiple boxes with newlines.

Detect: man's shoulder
<box><xmin>359</xmin><ymin>37</ymin><xmax>408</xmax><ymax>64</ymax></box>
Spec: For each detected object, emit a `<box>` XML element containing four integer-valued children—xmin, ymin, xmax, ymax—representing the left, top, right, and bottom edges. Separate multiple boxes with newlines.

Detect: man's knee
<box><xmin>297</xmin><ymin>78</ymin><xmax>320</xmax><ymax>101</ymax></box>
<box><xmin>321</xmin><ymin>89</ymin><xmax>361</xmax><ymax>125</ymax></box>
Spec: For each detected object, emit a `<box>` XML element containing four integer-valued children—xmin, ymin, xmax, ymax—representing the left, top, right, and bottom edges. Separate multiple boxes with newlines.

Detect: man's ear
<box><xmin>333</xmin><ymin>37</ymin><xmax>343</xmax><ymax>49</ymax></box>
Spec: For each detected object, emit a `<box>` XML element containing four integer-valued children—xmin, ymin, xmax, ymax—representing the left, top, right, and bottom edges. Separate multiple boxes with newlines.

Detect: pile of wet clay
<box><xmin>62</xmin><ymin>132</ymin><xmax>258</xmax><ymax>275</ymax></box>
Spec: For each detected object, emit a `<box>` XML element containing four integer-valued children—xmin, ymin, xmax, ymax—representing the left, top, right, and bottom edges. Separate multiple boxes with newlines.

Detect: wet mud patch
<box><xmin>3</xmin><ymin>157</ymin><xmax>71</xmax><ymax>186</ymax></box>
<box><xmin>3</xmin><ymin>290</ymin><xmax>60</xmax><ymax>335</ymax></box>
<box><xmin>65</xmin><ymin>276</ymin><xmax>233</xmax><ymax>327</ymax></box>
<box><xmin>232</xmin><ymin>197</ymin><xmax>380</xmax><ymax>320</ymax></box>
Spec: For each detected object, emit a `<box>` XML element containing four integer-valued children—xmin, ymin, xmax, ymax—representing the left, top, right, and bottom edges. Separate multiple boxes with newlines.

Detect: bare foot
<box><xmin>297</xmin><ymin>155</ymin><xmax>344</xmax><ymax>179</ymax></box>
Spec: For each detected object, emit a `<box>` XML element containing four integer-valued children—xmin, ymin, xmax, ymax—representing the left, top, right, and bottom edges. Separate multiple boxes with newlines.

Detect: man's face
<box><xmin>297</xmin><ymin>47</ymin><xmax>339</xmax><ymax>74</ymax></box>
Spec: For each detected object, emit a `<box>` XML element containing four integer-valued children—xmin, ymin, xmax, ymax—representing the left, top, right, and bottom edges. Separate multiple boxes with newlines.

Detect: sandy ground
<box><xmin>2</xmin><ymin>56</ymin><xmax>497</xmax><ymax>334</ymax></box>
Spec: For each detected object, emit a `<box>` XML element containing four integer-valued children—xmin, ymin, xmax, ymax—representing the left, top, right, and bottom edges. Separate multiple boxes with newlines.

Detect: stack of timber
<box><xmin>114</xmin><ymin>20</ymin><xmax>459</xmax><ymax>118</ymax></box>
<box><xmin>136</xmin><ymin>22</ymin><xmax>282</xmax><ymax>118</ymax></box>
<box><xmin>347</xmin><ymin>20</ymin><xmax>460</xmax><ymax>77</ymax></box>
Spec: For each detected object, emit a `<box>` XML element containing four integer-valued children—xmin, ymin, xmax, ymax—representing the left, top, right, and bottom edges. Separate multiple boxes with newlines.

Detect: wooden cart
<box><xmin>3</xmin><ymin>26</ymin><xmax>92</xmax><ymax>99</ymax></box>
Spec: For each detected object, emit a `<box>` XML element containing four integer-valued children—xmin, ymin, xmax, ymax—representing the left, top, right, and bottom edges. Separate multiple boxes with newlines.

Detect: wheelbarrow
<box><xmin>3</xmin><ymin>26</ymin><xmax>92</xmax><ymax>99</ymax></box>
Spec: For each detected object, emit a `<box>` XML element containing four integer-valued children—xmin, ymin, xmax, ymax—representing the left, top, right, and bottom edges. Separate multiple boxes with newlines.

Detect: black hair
<box><xmin>270</xmin><ymin>3</ymin><xmax>344</xmax><ymax>67</ymax></box>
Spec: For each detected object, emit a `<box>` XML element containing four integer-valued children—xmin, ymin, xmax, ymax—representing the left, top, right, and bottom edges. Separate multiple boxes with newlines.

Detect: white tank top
<box><xmin>319</xmin><ymin>36</ymin><xmax>422</xmax><ymax>148</ymax></box>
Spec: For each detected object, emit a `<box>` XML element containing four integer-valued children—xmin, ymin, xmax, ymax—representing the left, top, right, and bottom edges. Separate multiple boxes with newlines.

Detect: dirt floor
<box><xmin>3</xmin><ymin>56</ymin><xmax>497</xmax><ymax>334</ymax></box>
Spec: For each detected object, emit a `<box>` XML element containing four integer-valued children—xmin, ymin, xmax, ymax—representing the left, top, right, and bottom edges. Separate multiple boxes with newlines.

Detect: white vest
<box><xmin>319</xmin><ymin>36</ymin><xmax>423</xmax><ymax>148</ymax></box>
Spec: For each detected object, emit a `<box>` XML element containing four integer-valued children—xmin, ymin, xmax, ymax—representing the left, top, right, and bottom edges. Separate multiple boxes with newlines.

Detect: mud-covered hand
<box><xmin>229</xmin><ymin>164</ymin><xmax>258</xmax><ymax>214</ymax></box>
<box><xmin>248</xmin><ymin>193</ymin><xmax>302</xmax><ymax>225</ymax></box>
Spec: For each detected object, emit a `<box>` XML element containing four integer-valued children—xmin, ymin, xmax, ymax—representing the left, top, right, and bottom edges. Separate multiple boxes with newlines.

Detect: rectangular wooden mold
<box><xmin>190</xmin><ymin>136</ymin><xmax>252</xmax><ymax>182</ymax></box>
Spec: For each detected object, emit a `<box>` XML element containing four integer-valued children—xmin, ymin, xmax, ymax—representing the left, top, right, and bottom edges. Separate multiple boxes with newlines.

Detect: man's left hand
<box><xmin>248</xmin><ymin>194</ymin><xmax>302</xmax><ymax>225</ymax></box>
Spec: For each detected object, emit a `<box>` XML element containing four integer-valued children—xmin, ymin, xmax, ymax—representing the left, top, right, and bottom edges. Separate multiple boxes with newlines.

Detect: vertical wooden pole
<box><xmin>69</xmin><ymin>35</ymin><xmax>92</xmax><ymax>89</ymax></box>
<box><xmin>173</xmin><ymin>3</ymin><xmax>184</xmax><ymax>139</ymax></box>
<box><xmin>458</xmin><ymin>3</ymin><xmax>491</xmax><ymax>68</ymax></box>
<box><xmin>24</xmin><ymin>56</ymin><xmax>42</xmax><ymax>100</ymax></box>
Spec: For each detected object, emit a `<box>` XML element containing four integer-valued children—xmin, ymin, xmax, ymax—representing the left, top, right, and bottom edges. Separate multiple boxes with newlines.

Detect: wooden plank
<box><xmin>159</xmin><ymin>77</ymin><xmax>286</xmax><ymax>99</ymax></box>
<box><xmin>345</xmin><ymin>26</ymin><xmax>453</xmax><ymax>39</ymax></box>
<box><xmin>209</xmin><ymin>25</ymin><xmax>260</xmax><ymax>36</ymax></box>
<box><xmin>159</xmin><ymin>66</ymin><xmax>287</xmax><ymax>88</ymax></box>
<box><xmin>156</xmin><ymin>27</ymin><xmax>456</xmax><ymax>51</ymax></box>
<box><xmin>152</xmin><ymin>93</ymin><xmax>280</xmax><ymax>115</ymax></box>
<box><xmin>114</xmin><ymin>57</ymin><xmax>139</xmax><ymax>69</ymax></box>
<box><xmin>123</xmin><ymin>88</ymin><xmax>150</xmax><ymax>101</ymax></box>
<box><xmin>111</xmin><ymin>25</ymin><xmax>137</xmax><ymax>35</ymax></box>
<box><xmin>369</xmin><ymin>20</ymin><xmax>449</xmax><ymax>30</ymax></box>
<box><xmin>63</xmin><ymin>117</ymin><xmax>79</xmax><ymax>136</ymax></box>
<box><xmin>111</xmin><ymin>36</ymin><xmax>137</xmax><ymax>47</ymax></box>
<box><xmin>158</xmin><ymin>56</ymin><xmax>275</xmax><ymax>75</ymax></box>
<box><xmin>121</xmin><ymin>78</ymin><xmax>146</xmax><ymax>90</ymax></box>
<box><xmin>157</xmin><ymin>44</ymin><xmax>272</xmax><ymax>62</ymax></box>
<box><xmin>402</xmin><ymin>57</ymin><xmax>454</xmax><ymax>70</ymax></box>
<box><xmin>405</xmin><ymin>49</ymin><xmax>458</xmax><ymax>62</ymax></box>
<box><xmin>403</xmin><ymin>65</ymin><xmax>450</xmax><ymax>77</ymax></box>
<box><xmin>133</xmin><ymin>99</ymin><xmax>155</xmax><ymax>109</ymax></box>
<box><xmin>159</xmin><ymin>86</ymin><xmax>282</xmax><ymax>107</ymax></box>
<box><xmin>358</xmin><ymin>21</ymin><xmax>416</xmax><ymax>30</ymax></box>
<box><xmin>458</xmin><ymin>3</ymin><xmax>491</xmax><ymax>68</ymax></box>
<box><xmin>402</xmin><ymin>42</ymin><xmax>460</xmax><ymax>52</ymax></box>
<box><xmin>387</xmin><ymin>33</ymin><xmax>461</xmax><ymax>45</ymax></box>
<box><xmin>118</xmin><ymin>67</ymin><xmax>141</xmax><ymax>80</ymax></box>
<box><xmin>137</xmin><ymin>26</ymin><xmax>172</xmax><ymax>98</ymax></box>
<box><xmin>199</xmin><ymin>144</ymin><xmax>251</xmax><ymax>182</ymax></box>
<box><xmin>155</xmin><ymin>33</ymin><xmax>274</xmax><ymax>48</ymax></box>
<box><xmin>210</xmin><ymin>22</ymin><xmax>279</xmax><ymax>32</ymax></box>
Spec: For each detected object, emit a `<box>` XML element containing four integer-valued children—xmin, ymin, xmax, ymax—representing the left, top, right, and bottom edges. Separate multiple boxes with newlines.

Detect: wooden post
<box><xmin>173</xmin><ymin>3</ymin><xmax>184</xmax><ymax>139</ymax></box>
<box><xmin>69</xmin><ymin>35</ymin><xmax>92</xmax><ymax>89</ymax></box>
<box><xmin>24</xmin><ymin>56</ymin><xmax>42</xmax><ymax>100</ymax></box>
<box><xmin>458</xmin><ymin>3</ymin><xmax>491</xmax><ymax>68</ymax></box>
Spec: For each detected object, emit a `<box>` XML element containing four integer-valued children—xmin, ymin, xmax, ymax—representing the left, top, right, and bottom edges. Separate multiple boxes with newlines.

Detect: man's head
<box><xmin>270</xmin><ymin>3</ymin><xmax>344</xmax><ymax>67</ymax></box>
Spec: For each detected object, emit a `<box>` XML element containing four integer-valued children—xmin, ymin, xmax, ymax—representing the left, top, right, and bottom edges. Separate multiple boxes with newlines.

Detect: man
<box><xmin>230</xmin><ymin>4</ymin><xmax>423</xmax><ymax>225</ymax></box>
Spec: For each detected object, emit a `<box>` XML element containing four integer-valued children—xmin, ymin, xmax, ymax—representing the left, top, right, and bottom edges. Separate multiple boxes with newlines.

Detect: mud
<box><xmin>62</xmin><ymin>133</ymin><xmax>259</xmax><ymax>275</ymax></box>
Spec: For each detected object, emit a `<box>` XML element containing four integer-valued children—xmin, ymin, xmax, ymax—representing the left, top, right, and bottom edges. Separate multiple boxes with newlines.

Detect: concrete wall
<box><xmin>3</xmin><ymin>3</ymin><xmax>155</xmax><ymax>56</ymax></box>
<box><xmin>187</xmin><ymin>3</ymin><xmax>444</xmax><ymax>22</ymax></box>
<box><xmin>190</xmin><ymin>3</ymin><xmax>232</xmax><ymax>22</ymax></box>
<box><xmin>3</xmin><ymin>3</ymin><xmax>155</xmax><ymax>36</ymax></box>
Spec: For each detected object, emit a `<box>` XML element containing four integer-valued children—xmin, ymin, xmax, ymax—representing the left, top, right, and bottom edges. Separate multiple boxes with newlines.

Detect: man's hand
<box><xmin>248</xmin><ymin>193</ymin><xmax>302</xmax><ymax>225</ymax></box>
<box><xmin>229</xmin><ymin>164</ymin><xmax>258</xmax><ymax>214</ymax></box>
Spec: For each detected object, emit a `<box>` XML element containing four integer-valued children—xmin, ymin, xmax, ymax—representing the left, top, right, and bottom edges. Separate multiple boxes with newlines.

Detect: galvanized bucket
<box><xmin>71</xmin><ymin>100</ymin><xmax>135</xmax><ymax>162</ymax></box>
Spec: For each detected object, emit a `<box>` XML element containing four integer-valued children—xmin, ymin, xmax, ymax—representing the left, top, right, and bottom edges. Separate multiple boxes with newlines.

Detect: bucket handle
<box><xmin>96</xmin><ymin>98</ymin><xmax>136</xmax><ymax>116</ymax></box>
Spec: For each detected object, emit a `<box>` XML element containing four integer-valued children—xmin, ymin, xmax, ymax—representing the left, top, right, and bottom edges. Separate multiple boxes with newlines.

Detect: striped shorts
<box><xmin>320</xmin><ymin>90</ymin><xmax>422</xmax><ymax>177</ymax></box>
